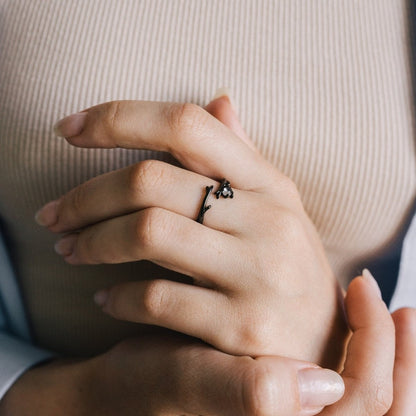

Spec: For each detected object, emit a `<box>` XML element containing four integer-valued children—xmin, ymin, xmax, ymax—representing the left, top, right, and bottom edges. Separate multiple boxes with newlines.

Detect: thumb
<box><xmin>205</xmin><ymin>88</ymin><xmax>257</xmax><ymax>151</ymax></box>
<box><xmin>320</xmin><ymin>270</ymin><xmax>395</xmax><ymax>414</ymax></box>
<box><xmin>173</xmin><ymin>345</ymin><xmax>345</xmax><ymax>416</ymax></box>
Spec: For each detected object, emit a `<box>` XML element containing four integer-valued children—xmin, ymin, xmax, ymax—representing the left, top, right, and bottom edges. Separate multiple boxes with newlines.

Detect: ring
<box><xmin>215</xmin><ymin>179</ymin><xmax>234</xmax><ymax>199</ymax></box>
<box><xmin>196</xmin><ymin>179</ymin><xmax>234</xmax><ymax>224</ymax></box>
<box><xmin>196</xmin><ymin>186</ymin><xmax>213</xmax><ymax>224</ymax></box>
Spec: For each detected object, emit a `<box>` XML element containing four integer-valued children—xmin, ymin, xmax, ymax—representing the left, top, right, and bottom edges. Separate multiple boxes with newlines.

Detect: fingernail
<box><xmin>362</xmin><ymin>268</ymin><xmax>382</xmax><ymax>299</ymax></box>
<box><xmin>54</xmin><ymin>112</ymin><xmax>87</xmax><ymax>137</ymax></box>
<box><xmin>213</xmin><ymin>87</ymin><xmax>236</xmax><ymax>109</ymax></box>
<box><xmin>297</xmin><ymin>368</ymin><xmax>344</xmax><ymax>410</ymax></box>
<box><xmin>35</xmin><ymin>200</ymin><xmax>59</xmax><ymax>227</ymax></box>
<box><xmin>93</xmin><ymin>289</ymin><xmax>109</xmax><ymax>307</ymax></box>
<box><xmin>54</xmin><ymin>234</ymin><xmax>77</xmax><ymax>256</ymax></box>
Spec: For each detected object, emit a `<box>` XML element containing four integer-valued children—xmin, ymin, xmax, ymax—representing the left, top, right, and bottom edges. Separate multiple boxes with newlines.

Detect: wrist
<box><xmin>0</xmin><ymin>356</ymin><xmax>100</xmax><ymax>416</ymax></box>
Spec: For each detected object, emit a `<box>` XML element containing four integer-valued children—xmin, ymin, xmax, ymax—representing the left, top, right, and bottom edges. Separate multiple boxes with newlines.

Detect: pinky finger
<box><xmin>386</xmin><ymin>308</ymin><xmax>416</xmax><ymax>415</ymax></box>
<box><xmin>94</xmin><ymin>280</ymin><xmax>233</xmax><ymax>352</ymax></box>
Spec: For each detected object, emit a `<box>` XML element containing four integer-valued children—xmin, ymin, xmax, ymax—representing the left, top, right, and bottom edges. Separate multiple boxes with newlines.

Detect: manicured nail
<box><xmin>362</xmin><ymin>268</ymin><xmax>382</xmax><ymax>299</ymax></box>
<box><xmin>35</xmin><ymin>200</ymin><xmax>59</xmax><ymax>227</ymax></box>
<box><xmin>54</xmin><ymin>112</ymin><xmax>87</xmax><ymax>137</ymax></box>
<box><xmin>213</xmin><ymin>87</ymin><xmax>236</xmax><ymax>109</ymax></box>
<box><xmin>297</xmin><ymin>368</ymin><xmax>344</xmax><ymax>411</ymax></box>
<box><xmin>94</xmin><ymin>289</ymin><xmax>109</xmax><ymax>307</ymax></box>
<box><xmin>54</xmin><ymin>234</ymin><xmax>77</xmax><ymax>256</ymax></box>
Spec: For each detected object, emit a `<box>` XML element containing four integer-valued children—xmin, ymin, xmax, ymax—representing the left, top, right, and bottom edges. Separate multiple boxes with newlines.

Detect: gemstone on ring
<box><xmin>215</xmin><ymin>179</ymin><xmax>234</xmax><ymax>199</ymax></box>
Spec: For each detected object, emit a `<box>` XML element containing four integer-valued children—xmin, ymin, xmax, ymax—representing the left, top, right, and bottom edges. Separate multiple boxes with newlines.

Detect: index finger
<box><xmin>322</xmin><ymin>270</ymin><xmax>395</xmax><ymax>415</ymax></box>
<box><xmin>54</xmin><ymin>100</ymin><xmax>279</xmax><ymax>190</ymax></box>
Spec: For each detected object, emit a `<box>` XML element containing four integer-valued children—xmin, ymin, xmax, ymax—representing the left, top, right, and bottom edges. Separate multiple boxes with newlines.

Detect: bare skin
<box><xmin>2</xmin><ymin>97</ymin><xmax>413</xmax><ymax>415</ymax></box>
<box><xmin>38</xmin><ymin>97</ymin><xmax>348</xmax><ymax>369</ymax></box>
<box><xmin>1</xmin><ymin>274</ymin><xmax>410</xmax><ymax>416</ymax></box>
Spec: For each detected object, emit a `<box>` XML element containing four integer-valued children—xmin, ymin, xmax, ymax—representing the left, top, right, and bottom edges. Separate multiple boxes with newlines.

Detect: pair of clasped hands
<box><xmin>8</xmin><ymin>94</ymin><xmax>415</xmax><ymax>415</ymax></box>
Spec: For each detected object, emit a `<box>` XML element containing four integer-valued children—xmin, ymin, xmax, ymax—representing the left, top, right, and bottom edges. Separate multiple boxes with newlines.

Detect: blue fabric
<box><xmin>0</xmin><ymin>229</ymin><xmax>31</xmax><ymax>340</ymax></box>
<box><xmin>0</xmin><ymin>301</ymin><xmax>7</xmax><ymax>331</ymax></box>
<box><xmin>365</xmin><ymin>199</ymin><xmax>416</xmax><ymax>306</ymax></box>
<box><xmin>0</xmin><ymin>333</ymin><xmax>53</xmax><ymax>399</ymax></box>
<box><xmin>390</xmin><ymin>208</ymin><xmax>416</xmax><ymax>311</ymax></box>
<box><xmin>0</xmin><ymin>229</ymin><xmax>53</xmax><ymax>400</ymax></box>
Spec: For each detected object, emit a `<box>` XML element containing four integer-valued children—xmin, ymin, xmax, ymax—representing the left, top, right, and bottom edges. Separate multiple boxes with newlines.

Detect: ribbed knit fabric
<box><xmin>0</xmin><ymin>0</ymin><xmax>415</xmax><ymax>356</ymax></box>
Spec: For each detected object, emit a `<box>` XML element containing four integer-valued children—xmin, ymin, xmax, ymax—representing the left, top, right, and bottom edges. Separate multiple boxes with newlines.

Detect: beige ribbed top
<box><xmin>0</xmin><ymin>0</ymin><xmax>415</xmax><ymax>356</ymax></box>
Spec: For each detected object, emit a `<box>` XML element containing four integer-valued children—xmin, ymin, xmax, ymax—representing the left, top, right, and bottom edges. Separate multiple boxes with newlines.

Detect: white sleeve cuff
<box><xmin>389</xmin><ymin>213</ymin><xmax>416</xmax><ymax>311</ymax></box>
<box><xmin>0</xmin><ymin>332</ymin><xmax>54</xmax><ymax>399</ymax></box>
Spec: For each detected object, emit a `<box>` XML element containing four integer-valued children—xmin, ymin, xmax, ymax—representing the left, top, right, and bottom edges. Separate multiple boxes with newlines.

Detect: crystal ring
<box><xmin>196</xmin><ymin>179</ymin><xmax>234</xmax><ymax>224</ymax></box>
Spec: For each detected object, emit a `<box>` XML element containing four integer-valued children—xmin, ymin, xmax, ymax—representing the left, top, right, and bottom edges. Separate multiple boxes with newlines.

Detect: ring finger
<box><xmin>37</xmin><ymin>160</ymin><xmax>252</xmax><ymax>236</ymax></box>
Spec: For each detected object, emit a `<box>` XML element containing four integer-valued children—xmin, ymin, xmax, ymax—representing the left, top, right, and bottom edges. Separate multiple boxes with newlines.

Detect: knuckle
<box><xmin>75</xmin><ymin>229</ymin><xmax>95</xmax><ymax>264</ymax></box>
<box><xmin>128</xmin><ymin>160</ymin><xmax>167</xmax><ymax>201</ymax></box>
<box><xmin>227</xmin><ymin>313</ymin><xmax>271</xmax><ymax>355</ymax></box>
<box><xmin>239</xmin><ymin>325</ymin><xmax>270</xmax><ymax>355</ymax></box>
<box><xmin>164</xmin><ymin>102</ymin><xmax>207</xmax><ymax>140</ymax></box>
<box><xmin>242</xmin><ymin>364</ymin><xmax>277</xmax><ymax>416</ymax></box>
<box><xmin>67</xmin><ymin>185</ymin><xmax>87</xmax><ymax>219</ymax></box>
<box><xmin>54</xmin><ymin>184</ymin><xmax>88</xmax><ymax>230</ymax></box>
<box><xmin>280</xmin><ymin>176</ymin><xmax>300</xmax><ymax>199</ymax></box>
<box><xmin>103</xmin><ymin>101</ymin><xmax>122</xmax><ymax>133</ymax></box>
<box><xmin>270</xmin><ymin>174</ymin><xmax>301</xmax><ymax>202</ymax></box>
<box><xmin>273</xmin><ymin>208</ymin><xmax>304</xmax><ymax>241</ymax></box>
<box><xmin>142</xmin><ymin>280</ymin><xmax>169</xmax><ymax>319</ymax></box>
<box><xmin>135</xmin><ymin>207</ymin><xmax>168</xmax><ymax>253</ymax></box>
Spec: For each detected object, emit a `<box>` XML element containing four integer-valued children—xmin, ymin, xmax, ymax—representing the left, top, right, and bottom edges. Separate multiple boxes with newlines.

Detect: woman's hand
<box><xmin>320</xmin><ymin>270</ymin><xmax>395</xmax><ymax>415</ymax></box>
<box><xmin>36</xmin><ymin>96</ymin><xmax>347</xmax><ymax>367</ymax></box>
<box><xmin>321</xmin><ymin>273</ymin><xmax>416</xmax><ymax>415</ymax></box>
<box><xmin>386</xmin><ymin>307</ymin><xmax>416</xmax><ymax>415</ymax></box>
<box><xmin>30</xmin><ymin>97</ymin><xmax>416</xmax><ymax>414</ymax></box>
<box><xmin>94</xmin><ymin>333</ymin><xmax>344</xmax><ymax>416</ymax></box>
<box><xmin>4</xmin><ymin>271</ymin><xmax>409</xmax><ymax>416</ymax></box>
<box><xmin>97</xmin><ymin>272</ymin><xmax>399</xmax><ymax>416</ymax></box>
<box><xmin>0</xmin><ymin>335</ymin><xmax>344</xmax><ymax>416</ymax></box>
